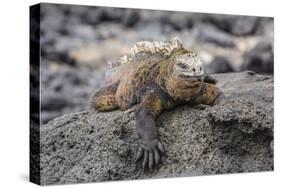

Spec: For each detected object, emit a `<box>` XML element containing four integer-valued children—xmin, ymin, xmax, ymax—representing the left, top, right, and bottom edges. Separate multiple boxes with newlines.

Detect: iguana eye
<box><xmin>177</xmin><ymin>63</ymin><xmax>187</xmax><ymax>69</ymax></box>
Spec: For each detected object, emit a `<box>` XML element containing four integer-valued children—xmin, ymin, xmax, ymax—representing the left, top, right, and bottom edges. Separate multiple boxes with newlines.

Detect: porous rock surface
<box><xmin>40</xmin><ymin>72</ymin><xmax>273</xmax><ymax>185</ymax></box>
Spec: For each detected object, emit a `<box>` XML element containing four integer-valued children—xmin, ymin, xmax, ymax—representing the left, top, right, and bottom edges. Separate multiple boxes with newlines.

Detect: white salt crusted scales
<box><xmin>110</xmin><ymin>38</ymin><xmax>193</xmax><ymax>68</ymax></box>
<box><xmin>107</xmin><ymin>55</ymin><xmax>132</xmax><ymax>68</ymax></box>
<box><xmin>130</xmin><ymin>38</ymin><xmax>184</xmax><ymax>57</ymax></box>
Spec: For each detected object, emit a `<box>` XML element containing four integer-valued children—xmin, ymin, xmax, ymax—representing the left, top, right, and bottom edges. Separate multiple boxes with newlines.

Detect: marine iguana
<box><xmin>90</xmin><ymin>39</ymin><xmax>223</xmax><ymax>169</ymax></box>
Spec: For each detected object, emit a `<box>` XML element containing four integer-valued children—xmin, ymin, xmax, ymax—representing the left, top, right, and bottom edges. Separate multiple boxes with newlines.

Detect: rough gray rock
<box><xmin>40</xmin><ymin>72</ymin><xmax>273</xmax><ymax>185</ymax></box>
<box><xmin>40</xmin><ymin>63</ymin><xmax>105</xmax><ymax>123</ymax></box>
<box><xmin>206</xmin><ymin>56</ymin><xmax>235</xmax><ymax>74</ymax></box>
<box><xmin>204</xmin><ymin>14</ymin><xmax>259</xmax><ymax>36</ymax></box>
<box><xmin>240</xmin><ymin>41</ymin><xmax>274</xmax><ymax>74</ymax></box>
<box><xmin>193</xmin><ymin>23</ymin><xmax>236</xmax><ymax>47</ymax></box>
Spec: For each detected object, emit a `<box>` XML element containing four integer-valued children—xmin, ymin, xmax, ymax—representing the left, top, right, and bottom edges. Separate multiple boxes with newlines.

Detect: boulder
<box><xmin>204</xmin><ymin>14</ymin><xmax>259</xmax><ymax>36</ymax></box>
<box><xmin>206</xmin><ymin>56</ymin><xmax>235</xmax><ymax>74</ymax></box>
<box><xmin>39</xmin><ymin>72</ymin><xmax>273</xmax><ymax>185</ymax></box>
<box><xmin>193</xmin><ymin>23</ymin><xmax>236</xmax><ymax>47</ymax></box>
<box><xmin>240</xmin><ymin>42</ymin><xmax>273</xmax><ymax>74</ymax></box>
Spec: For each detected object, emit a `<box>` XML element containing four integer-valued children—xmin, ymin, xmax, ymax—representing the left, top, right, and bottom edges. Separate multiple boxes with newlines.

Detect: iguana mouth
<box><xmin>179</xmin><ymin>75</ymin><xmax>204</xmax><ymax>82</ymax></box>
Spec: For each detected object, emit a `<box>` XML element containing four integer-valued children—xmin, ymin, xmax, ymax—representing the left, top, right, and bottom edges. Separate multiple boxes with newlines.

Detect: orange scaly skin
<box><xmin>90</xmin><ymin>39</ymin><xmax>223</xmax><ymax>169</ymax></box>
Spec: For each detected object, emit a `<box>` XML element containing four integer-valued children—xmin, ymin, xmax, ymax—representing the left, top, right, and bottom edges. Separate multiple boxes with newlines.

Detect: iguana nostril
<box><xmin>193</xmin><ymin>68</ymin><xmax>196</xmax><ymax>72</ymax></box>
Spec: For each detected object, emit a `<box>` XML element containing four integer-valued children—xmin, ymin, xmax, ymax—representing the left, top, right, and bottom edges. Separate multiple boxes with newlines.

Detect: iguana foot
<box><xmin>204</xmin><ymin>74</ymin><xmax>218</xmax><ymax>84</ymax></box>
<box><xmin>135</xmin><ymin>138</ymin><xmax>164</xmax><ymax>170</ymax></box>
<box><xmin>212</xmin><ymin>92</ymin><xmax>225</xmax><ymax>105</ymax></box>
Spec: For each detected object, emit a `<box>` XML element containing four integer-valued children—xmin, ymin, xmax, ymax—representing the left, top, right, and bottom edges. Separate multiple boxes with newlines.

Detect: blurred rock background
<box><xmin>35</xmin><ymin>3</ymin><xmax>273</xmax><ymax>123</ymax></box>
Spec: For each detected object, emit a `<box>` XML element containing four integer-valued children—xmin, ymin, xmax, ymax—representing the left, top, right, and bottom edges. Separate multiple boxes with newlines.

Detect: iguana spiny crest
<box><xmin>110</xmin><ymin>38</ymin><xmax>204</xmax><ymax>79</ymax></box>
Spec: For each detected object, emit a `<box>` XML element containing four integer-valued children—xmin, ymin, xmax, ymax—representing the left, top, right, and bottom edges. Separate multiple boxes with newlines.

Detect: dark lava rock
<box><xmin>240</xmin><ymin>42</ymin><xmax>273</xmax><ymax>73</ymax></box>
<box><xmin>206</xmin><ymin>56</ymin><xmax>235</xmax><ymax>74</ymax></box>
<box><xmin>161</xmin><ymin>12</ymin><xmax>193</xmax><ymax>31</ymax></box>
<box><xmin>41</xmin><ymin>91</ymin><xmax>69</xmax><ymax>111</ymax></box>
<box><xmin>40</xmin><ymin>63</ymin><xmax>105</xmax><ymax>123</ymax></box>
<box><xmin>136</xmin><ymin>22</ymin><xmax>168</xmax><ymax>41</ymax></box>
<box><xmin>193</xmin><ymin>24</ymin><xmax>236</xmax><ymax>47</ymax></box>
<box><xmin>39</xmin><ymin>72</ymin><xmax>273</xmax><ymax>185</ymax></box>
<box><xmin>256</xmin><ymin>17</ymin><xmax>274</xmax><ymax>37</ymax></box>
<box><xmin>30</xmin><ymin>64</ymin><xmax>40</xmax><ymax>124</ymax></box>
<box><xmin>122</xmin><ymin>10</ymin><xmax>141</xmax><ymax>27</ymax></box>
<box><xmin>204</xmin><ymin>14</ymin><xmax>259</xmax><ymax>36</ymax></box>
<box><xmin>83</xmin><ymin>7</ymin><xmax>137</xmax><ymax>26</ymax></box>
<box><xmin>40</xmin><ymin>4</ymin><xmax>66</xmax><ymax>33</ymax></box>
<box><xmin>229</xmin><ymin>16</ymin><xmax>259</xmax><ymax>36</ymax></box>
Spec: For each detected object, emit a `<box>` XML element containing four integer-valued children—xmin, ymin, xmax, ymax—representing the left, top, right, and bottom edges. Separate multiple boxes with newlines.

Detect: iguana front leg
<box><xmin>197</xmin><ymin>82</ymin><xmax>224</xmax><ymax>105</ymax></box>
<box><xmin>204</xmin><ymin>74</ymin><xmax>217</xmax><ymax>84</ymax></box>
<box><xmin>90</xmin><ymin>82</ymin><xmax>119</xmax><ymax>112</ymax></box>
<box><xmin>134</xmin><ymin>92</ymin><xmax>170</xmax><ymax>169</ymax></box>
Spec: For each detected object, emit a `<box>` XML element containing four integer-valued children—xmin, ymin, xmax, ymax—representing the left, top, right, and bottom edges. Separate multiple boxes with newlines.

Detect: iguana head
<box><xmin>128</xmin><ymin>38</ymin><xmax>205</xmax><ymax>82</ymax></box>
<box><xmin>165</xmin><ymin>52</ymin><xmax>205</xmax><ymax>101</ymax></box>
<box><xmin>172</xmin><ymin>52</ymin><xmax>204</xmax><ymax>81</ymax></box>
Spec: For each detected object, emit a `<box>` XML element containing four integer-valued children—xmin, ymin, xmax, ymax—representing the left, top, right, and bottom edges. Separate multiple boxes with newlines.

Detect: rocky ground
<box><xmin>38</xmin><ymin>72</ymin><xmax>273</xmax><ymax>185</ymax></box>
<box><xmin>31</xmin><ymin>3</ymin><xmax>274</xmax><ymax>123</ymax></box>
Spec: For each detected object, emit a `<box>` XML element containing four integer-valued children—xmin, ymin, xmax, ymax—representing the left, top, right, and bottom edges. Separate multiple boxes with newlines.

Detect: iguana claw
<box><xmin>135</xmin><ymin>139</ymin><xmax>164</xmax><ymax>169</ymax></box>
